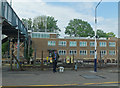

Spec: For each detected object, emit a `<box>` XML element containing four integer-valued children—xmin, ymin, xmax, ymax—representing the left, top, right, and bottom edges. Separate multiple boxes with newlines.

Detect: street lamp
<box><xmin>94</xmin><ymin>0</ymin><xmax>102</xmax><ymax>72</ymax></box>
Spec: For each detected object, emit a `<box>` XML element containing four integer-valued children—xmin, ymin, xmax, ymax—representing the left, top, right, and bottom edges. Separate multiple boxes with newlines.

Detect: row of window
<box><xmin>48</xmin><ymin>41</ymin><xmax>116</xmax><ymax>47</ymax></box>
<box><xmin>58</xmin><ymin>50</ymin><xmax>116</xmax><ymax>56</ymax></box>
<box><xmin>32</xmin><ymin>33</ymin><xmax>50</xmax><ymax>38</ymax></box>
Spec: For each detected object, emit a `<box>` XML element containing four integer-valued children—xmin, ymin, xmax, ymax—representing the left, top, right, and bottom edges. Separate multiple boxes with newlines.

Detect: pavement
<box><xmin>1</xmin><ymin>65</ymin><xmax>120</xmax><ymax>88</ymax></box>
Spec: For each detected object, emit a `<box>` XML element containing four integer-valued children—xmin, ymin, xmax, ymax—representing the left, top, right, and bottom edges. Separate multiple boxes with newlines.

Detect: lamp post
<box><xmin>94</xmin><ymin>0</ymin><xmax>102</xmax><ymax>72</ymax></box>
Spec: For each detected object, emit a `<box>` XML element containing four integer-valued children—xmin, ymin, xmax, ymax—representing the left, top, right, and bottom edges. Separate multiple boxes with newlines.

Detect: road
<box><xmin>2</xmin><ymin>65</ymin><xmax>119</xmax><ymax>88</ymax></box>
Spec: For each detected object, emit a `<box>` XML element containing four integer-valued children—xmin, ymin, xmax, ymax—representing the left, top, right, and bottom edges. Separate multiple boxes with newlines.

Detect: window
<box><xmin>32</xmin><ymin>33</ymin><xmax>50</xmax><ymax>38</ymax></box>
<box><xmin>90</xmin><ymin>42</ymin><xmax>95</xmax><ymax>47</ymax></box>
<box><xmin>58</xmin><ymin>50</ymin><xmax>66</xmax><ymax>55</ymax></box>
<box><xmin>109</xmin><ymin>50</ymin><xmax>115</xmax><ymax>55</ymax></box>
<box><xmin>69</xmin><ymin>50</ymin><xmax>77</xmax><ymax>55</ymax></box>
<box><xmin>69</xmin><ymin>41</ymin><xmax>77</xmax><ymax>47</ymax></box>
<box><xmin>80</xmin><ymin>41</ymin><xmax>87</xmax><ymax>47</ymax></box>
<box><xmin>90</xmin><ymin>50</ymin><xmax>95</xmax><ymax>55</ymax></box>
<box><xmin>59</xmin><ymin>41</ymin><xmax>66</xmax><ymax>46</ymax></box>
<box><xmin>80</xmin><ymin>50</ymin><xmax>87</xmax><ymax>55</ymax></box>
<box><xmin>109</xmin><ymin>42</ymin><xmax>116</xmax><ymax>47</ymax></box>
<box><xmin>100</xmin><ymin>50</ymin><xmax>107</xmax><ymax>55</ymax></box>
<box><xmin>48</xmin><ymin>41</ymin><xmax>56</xmax><ymax>46</ymax></box>
<box><xmin>99</xmin><ymin>42</ymin><xmax>106</xmax><ymax>47</ymax></box>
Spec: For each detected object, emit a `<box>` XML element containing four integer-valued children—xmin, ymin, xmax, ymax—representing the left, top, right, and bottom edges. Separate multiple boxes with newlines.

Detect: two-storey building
<box><xmin>31</xmin><ymin>32</ymin><xmax>118</xmax><ymax>63</ymax></box>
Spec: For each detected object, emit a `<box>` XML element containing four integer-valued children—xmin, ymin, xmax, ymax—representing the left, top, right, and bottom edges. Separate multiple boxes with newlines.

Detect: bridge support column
<box><xmin>17</xmin><ymin>30</ymin><xmax>20</xmax><ymax>69</ymax></box>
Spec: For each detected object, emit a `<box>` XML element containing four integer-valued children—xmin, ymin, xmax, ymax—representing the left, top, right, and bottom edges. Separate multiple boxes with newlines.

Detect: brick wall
<box><xmin>32</xmin><ymin>38</ymin><xmax>118</xmax><ymax>62</ymax></box>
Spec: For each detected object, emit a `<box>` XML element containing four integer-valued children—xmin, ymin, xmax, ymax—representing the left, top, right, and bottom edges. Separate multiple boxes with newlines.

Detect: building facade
<box><xmin>31</xmin><ymin>32</ymin><xmax>118</xmax><ymax>63</ymax></box>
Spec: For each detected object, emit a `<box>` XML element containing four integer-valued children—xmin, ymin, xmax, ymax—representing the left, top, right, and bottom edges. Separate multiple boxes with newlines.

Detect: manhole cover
<box><xmin>80</xmin><ymin>75</ymin><xmax>105</xmax><ymax>79</ymax></box>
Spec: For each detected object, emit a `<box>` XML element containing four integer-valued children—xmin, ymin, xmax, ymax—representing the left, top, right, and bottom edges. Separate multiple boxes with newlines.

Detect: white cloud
<box><xmin>9</xmin><ymin>1</ymin><xmax>118</xmax><ymax>37</ymax></box>
<box><xmin>97</xmin><ymin>18</ymin><xmax>118</xmax><ymax>36</ymax></box>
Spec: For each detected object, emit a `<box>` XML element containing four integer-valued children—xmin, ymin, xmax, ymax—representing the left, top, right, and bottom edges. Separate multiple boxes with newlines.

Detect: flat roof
<box><xmin>32</xmin><ymin>32</ymin><xmax>58</xmax><ymax>34</ymax></box>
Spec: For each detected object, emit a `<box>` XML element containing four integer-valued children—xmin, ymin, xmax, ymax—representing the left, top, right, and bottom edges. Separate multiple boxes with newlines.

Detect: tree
<box><xmin>106</xmin><ymin>32</ymin><xmax>116</xmax><ymax>38</ymax></box>
<box><xmin>65</xmin><ymin>19</ymin><xmax>94</xmax><ymax>37</ymax></box>
<box><xmin>96</xmin><ymin>30</ymin><xmax>116</xmax><ymax>38</ymax></box>
<box><xmin>22</xmin><ymin>18</ymin><xmax>32</xmax><ymax>30</ymax></box>
<box><xmin>2</xmin><ymin>41</ymin><xmax>8</xmax><ymax>56</ymax></box>
<box><xmin>96</xmin><ymin>29</ymin><xmax>107</xmax><ymax>38</ymax></box>
<box><xmin>33</xmin><ymin>15</ymin><xmax>60</xmax><ymax>32</ymax></box>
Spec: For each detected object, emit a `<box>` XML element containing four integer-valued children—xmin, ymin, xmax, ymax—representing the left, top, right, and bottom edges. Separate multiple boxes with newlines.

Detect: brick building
<box><xmin>31</xmin><ymin>32</ymin><xmax>118</xmax><ymax>63</ymax></box>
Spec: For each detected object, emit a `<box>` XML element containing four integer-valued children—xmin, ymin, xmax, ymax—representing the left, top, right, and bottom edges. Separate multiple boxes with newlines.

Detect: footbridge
<box><xmin>0</xmin><ymin>0</ymin><xmax>29</xmax><ymax>70</ymax></box>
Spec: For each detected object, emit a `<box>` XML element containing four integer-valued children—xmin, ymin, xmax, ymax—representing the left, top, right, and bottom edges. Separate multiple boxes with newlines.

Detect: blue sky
<box><xmin>7</xmin><ymin>0</ymin><xmax>118</xmax><ymax>37</ymax></box>
<box><xmin>47</xmin><ymin>2</ymin><xmax>118</xmax><ymax>19</ymax></box>
<box><xmin>97</xmin><ymin>2</ymin><xmax>118</xmax><ymax>18</ymax></box>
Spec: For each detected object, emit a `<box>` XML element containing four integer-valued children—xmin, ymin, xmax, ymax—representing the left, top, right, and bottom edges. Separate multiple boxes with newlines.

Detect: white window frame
<box><xmin>69</xmin><ymin>41</ymin><xmax>77</xmax><ymax>47</ymax></box>
<box><xmin>90</xmin><ymin>42</ymin><xmax>97</xmax><ymax>47</ymax></box>
<box><xmin>59</xmin><ymin>41</ymin><xmax>67</xmax><ymax>46</ymax></box>
<box><xmin>90</xmin><ymin>50</ymin><xmax>95</xmax><ymax>55</ymax></box>
<box><xmin>80</xmin><ymin>50</ymin><xmax>87</xmax><ymax>55</ymax></box>
<box><xmin>48</xmin><ymin>41</ymin><xmax>56</xmax><ymax>46</ymax></box>
<box><xmin>99</xmin><ymin>42</ymin><xmax>106</xmax><ymax>47</ymax></box>
<box><xmin>80</xmin><ymin>41</ymin><xmax>87</xmax><ymax>47</ymax></box>
<box><xmin>109</xmin><ymin>50</ymin><xmax>116</xmax><ymax>55</ymax></box>
<box><xmin>109</xmin><ymin>42</ymin><xmax>116</xmax><ymax>47</ymax></box>
<box><xmin>58</xmin><ymin>50</ymin><xmax>66</xmax><ymax>55</ymax></box>
<box><xmin>100</xmin><ymin>50</ymin><xmax>107</xmax><ymax>56</ymax></box>
<box><xmin>32</xmin><ymin>33</ymin><xmax>50</xmax><ymax>38</ymax></box>
<box><xmin>69</xmin><ymin>50</ymin><xmax>77</xmax><ymax>55</ymax></box>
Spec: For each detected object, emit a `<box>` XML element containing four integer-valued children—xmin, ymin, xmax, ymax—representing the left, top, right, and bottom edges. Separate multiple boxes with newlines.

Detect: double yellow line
<box><xmin>84</xmin><ymin>81</ymin><xmax>120</xmax><ymax>85</ymax></box>
<box><xmin>1</xmin><ymin>82</ymin><xmax>120</xmax><ymax>87</ymax></box>
<box><xmin>1</xmin><ymin>84</ymin><xmax>79</xmax><ymax>88</ymax></box>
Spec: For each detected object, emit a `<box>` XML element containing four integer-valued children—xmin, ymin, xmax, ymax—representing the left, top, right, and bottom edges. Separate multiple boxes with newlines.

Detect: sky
<box><xmin>7</xmin><ymin>0</ymin><xmax>118</xmax><ymax>37</ymax></box>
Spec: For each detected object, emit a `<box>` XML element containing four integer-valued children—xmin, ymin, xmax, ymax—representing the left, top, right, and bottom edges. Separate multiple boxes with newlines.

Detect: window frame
<box><xmin>99</xmin><ymin>42</ymin><xmax>106</xmax><ymax>47</ymax></box>
<box><xmin>48</xmin><ymin>41</ymin><xmax>56</xmax><ymax>46</ymax></box>
<box><xmin>109</xmin><ymin>42</ymin><xmax>116</xmax><ymax>47</ymax></box>
<box><xmin>80</xmin><ymin>50</ymin><xmax>87</xmax><ymax>55</ymax></box>
<box><xmin>69</xmin><ymin>41</ymin><xmax>77</xmax><ymax>47</ymax></box>
<box><xmin>109</xmin><ymin>50</ymin><xmax>116</xmax><ymax>55</ymax></box>
<box><xmin>80</xmin><ymin>41</ymin><xmax>87</xmax><ymax>47</ymax></box>
<box><xmin>69</xmin><ymin>50</ymin><xmax>77</xmax><ymax>55</ymax></box>
<box><xmin>59</xmin><ymin>41</ymin><xmax>67</xmax><ymax>46</ymax></box>
<box><xmin>90</xmin><ymin>50</ymin><xmax>95</xmax><ymax>55</ymax></box>
<box><xmin>58</xmin><ymin>50</ymin><xmax>66</xmax><ymax>55</ymax></box>
<box><xmin>100</xmin><ymin>50</ymin><xmax>107</xmax><ymax>56</ymax></box>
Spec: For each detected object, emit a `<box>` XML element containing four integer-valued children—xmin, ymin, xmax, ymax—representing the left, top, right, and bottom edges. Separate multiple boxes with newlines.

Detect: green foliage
<box><xmin>22</xmin><ymin>15</ymin><xmax>60</xmax><ymax>33</ymax></box>
<box><xmin>33</xmin><ymin>15</ymin><xmax>60</xmax><ymax>32</ymax></box>
<box><xmin>65</xmin><ymin>19</ymin><xmax>94</xmax><ymax>37</ymax></box>
<box><xmin>106</xmin><ymin>32</ymin><xmax>116</xmax><ymax>38</ymax></box>
<box><xmin>2</xmin><ymin>41</ymin><xmax>8</xmax><ymax>55</ymax></box>
<box><xmin>97</xmin><ymin>29</ymin><xmax>116</xmax><ymax>38</ymax></box>
<box><xmin>29</xmin><ymin>46</ymin><xmax>33</xmax><ymax>58</ymax></box>
<box><xmin>22</xmin><ymin>18</ymin><xmax>32</xmax><ymax>30</ymax></box>
<box><xmin>96</xmin><ymin>29</ymin><xmax>107</xmax><ymax>38</ymax></box>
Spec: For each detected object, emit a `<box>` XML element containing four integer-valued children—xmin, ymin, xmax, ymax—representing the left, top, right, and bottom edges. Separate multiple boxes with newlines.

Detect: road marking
<box><xmin>84</xmin><ymin>81</ymin><xmax>120</xmax><ymax>85</ymax></box>
<box><xmin>2</xmin><ymin>82</ymin><xmax>120</xmax><ymax>87</ymax></box>
<box><xmin>2</xmin><ymin>84</ymin><xmax>79</xmax><ymax>87</ymax></box>
<box><xmin>63</xmin><ymin>84</ymin><xmax>79</xmax><ymax>86</ymax></box>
